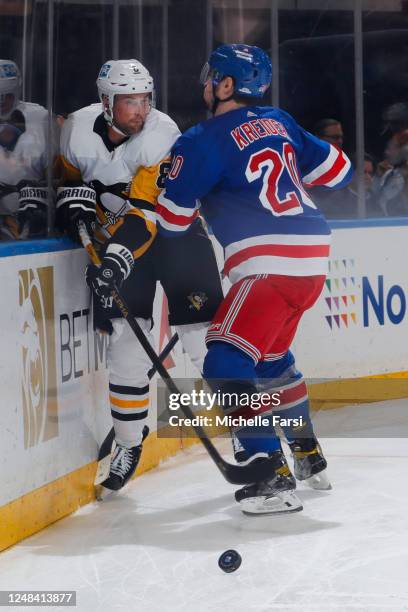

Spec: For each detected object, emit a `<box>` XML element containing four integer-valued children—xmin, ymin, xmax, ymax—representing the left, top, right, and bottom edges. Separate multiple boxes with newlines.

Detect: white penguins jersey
<box><xmin>0</xmin><ymin>101</ymin><xmax>48</xmax><ymax>214</ymax></box>
<box><xmin>59</xmin><ymin>103</ymin><xmax>180</xmax><ymax>245</ymax></box>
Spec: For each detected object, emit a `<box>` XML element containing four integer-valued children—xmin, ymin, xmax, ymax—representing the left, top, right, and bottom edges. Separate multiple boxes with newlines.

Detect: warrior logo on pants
<box><xmin>19</xmin><ymin>266</ymin><xmax>58</xmax><ymax>448</ymax></box>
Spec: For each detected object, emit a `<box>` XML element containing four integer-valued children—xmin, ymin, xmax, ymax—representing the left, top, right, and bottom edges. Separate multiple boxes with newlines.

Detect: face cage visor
<box><xmin>200</xmin><ymin>62</ymin><xmax>216</xmax><ymax>86</ymax></box>
<box><xmin>200</xmin><ymin>63</ymin><xmax>236</xmax><ymax>92</ymax></box>
<box><xmin>114</xmin><ymin>94</ymin><xmax>153</xmax><ymax>111</ymax></box>
<box><xmin>101</xmin><ymin>89</ymin><xmax>155</xmax><ymax>125</ymax></box>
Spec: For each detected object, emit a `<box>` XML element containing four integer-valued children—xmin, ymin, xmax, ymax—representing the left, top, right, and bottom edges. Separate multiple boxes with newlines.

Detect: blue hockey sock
<box><xmin>274</xmin><ymin>399</ymin><xmax>315</xmax><ymax>443</ymax></box>
<box><xmin>255</xmin><ymin>351</ymin><xmax>316</xmax><ymax>443</ymax></box>
<box><xmin>204</xmin><ymin>342</ymin><xmax>281</xmax><ymax>456</ymax></box>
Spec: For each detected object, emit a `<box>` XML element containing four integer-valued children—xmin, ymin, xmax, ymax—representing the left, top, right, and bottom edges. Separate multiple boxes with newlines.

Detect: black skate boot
<box><xmin>289</xmin><ymin>438</ymin><xmax>332</xmax><ymax>490</ymax></box>
<box><xmin>97</xmin><ymin>426</ymin><xmax>149</xmax><ymax>499</ymax></box>
<box><xmin>235</xmin><ymin>451</ymin><xmax>303</xmax><ymax>515</ymax></box>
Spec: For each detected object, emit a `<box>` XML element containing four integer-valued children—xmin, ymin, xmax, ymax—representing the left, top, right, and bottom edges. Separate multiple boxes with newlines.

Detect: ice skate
<box><xmin>289</xmin><ymin>439</ymin><xmax>332</xmax><ymax>491</ymax></box>
<box><xmin>96</xmin><ymin>426</ymin><xmax>149</xmax><ymax>500</ymax></box>
<box><xmin>235</xmin><ymin>451</ymin><xmax>303</xmax><ymax>515</ymax></box>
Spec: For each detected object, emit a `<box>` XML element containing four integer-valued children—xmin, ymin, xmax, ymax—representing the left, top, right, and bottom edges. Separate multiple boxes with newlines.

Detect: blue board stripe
<box><xmin>0</xmin><ymin>217</ymin><xmax>407</xmax><ymax>257</ymax></box>
<box><xmin>329</xmin><ymin>217</ymin><xmax>408</xmax><ymax>229</ymax></box>
<box><xmin>0</xmin><ymin>238</ymin><xmax>79</xmax><ymax>258</ymax></box>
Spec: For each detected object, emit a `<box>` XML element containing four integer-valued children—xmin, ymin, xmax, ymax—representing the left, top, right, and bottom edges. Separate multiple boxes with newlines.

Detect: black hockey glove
<box><xmin>17</xmin><ymin>182</ymin><xmax>49</xmax><ymax>238</ymax></box>
<box><xmin>85</xmin><ymin>243</ymin><xmax>134</xmax><ymax>309</ymax></box>
<box><xmin>56</xmin><ymin>183</ymin><xmax>96</xmax><ymax>244</ymax></box>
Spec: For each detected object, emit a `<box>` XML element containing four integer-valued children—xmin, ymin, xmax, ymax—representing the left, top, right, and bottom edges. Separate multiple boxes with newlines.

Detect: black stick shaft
<box><xmin>147</xmin><ymin>332</ymin><xmax>179</xmax><ymax>379</ymax></box>
<box><xmin>110</xmin><ymin>289</ymin><xmax>229</xmax><ymax>475</ymax></box>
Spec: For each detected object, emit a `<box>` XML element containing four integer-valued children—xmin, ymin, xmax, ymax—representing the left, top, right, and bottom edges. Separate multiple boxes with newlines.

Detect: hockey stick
<box><xmin>79</xmin><ymin>221</ymin><xmax>276</xmax><ymax>485</ymax></box>
<box><xmin>78</xmin><ymin>227</ymin><xmax>180</xmax><ymax>484</ymax></box>
<box><xmin>94</xmin><ymin>332</ymin><xmax>179</xmax><ymax>485</ymax></box>
<box><xmin>19</xmin><ymin>222</ymin><xmax>29</xmax><ymax>240</ymax></box>
<box><xmin>147</xmin><ymin>330</ymin><xmax>179</xmax><ymax>379</ymax></box>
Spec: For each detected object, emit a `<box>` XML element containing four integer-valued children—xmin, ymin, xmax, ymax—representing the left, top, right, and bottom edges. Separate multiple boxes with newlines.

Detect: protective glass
<box><xmin>0</xmin><ymin>92</ymin><xmax>16</xmax><ymax>118</ymax></box>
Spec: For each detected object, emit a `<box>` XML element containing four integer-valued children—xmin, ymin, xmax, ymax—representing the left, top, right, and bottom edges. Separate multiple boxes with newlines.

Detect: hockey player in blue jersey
<box><xmin>157</xmin><ymin>44</ymin><xmax>353</xmax><ymax>515</ymax></box>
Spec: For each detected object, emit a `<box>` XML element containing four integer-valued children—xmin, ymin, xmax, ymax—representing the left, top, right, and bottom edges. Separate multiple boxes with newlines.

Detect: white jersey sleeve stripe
<box><xmin>302</xmin><ymin>146</ymin><xmax>338</xmax><ymax>185</ymax></box>
<box><xmin>325</xmin><ymin>155</ymin><xmax>352</xmax><ymax>188</ymax></box>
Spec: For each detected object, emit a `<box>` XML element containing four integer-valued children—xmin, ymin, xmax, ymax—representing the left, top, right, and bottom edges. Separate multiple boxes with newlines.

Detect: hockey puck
<box><xmin>218</xmin><ymin>549</ymin><xmax>242</xmax><ymax>573</ymax></box>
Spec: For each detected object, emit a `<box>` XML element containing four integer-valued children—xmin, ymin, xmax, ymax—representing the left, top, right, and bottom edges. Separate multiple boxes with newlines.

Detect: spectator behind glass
<box><xmin>382</xmin><ymin>102</ymin><xmax>408</xmax><ymax>137</ymax></box>
<box><xmin>313</xmin><ymin>118</ymin><xmax>344</xmax><ymax>148</ymax></box>
<box><xmin>313</xmin><ymin>152</ymin><xmax>376</xmax><ymax>219</ymax></box>
<box><xmin>373</xmin><ymin>130</ymin><xmax>408</xmax><ymax>217</ymax></box>
<box><xmin>354</xmin><ymin>152</ymin><xmax>381</xmax><ymax>217</ymax></box>
<box><xmin>0</xmin><ymin>59</ymin><xmax>50</xmax><ymax>240</ymax></box>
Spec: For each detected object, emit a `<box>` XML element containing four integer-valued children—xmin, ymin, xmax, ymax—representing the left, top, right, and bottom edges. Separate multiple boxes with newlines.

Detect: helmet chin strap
<box><xmin>211</xmin><ymin>94</ymin><xmax>234</xmax><ymax>115</ymax></box>
<box><xmin>105</xmin><ymin>106</ymin><xmax>130</xmax><ymax>138</ymax></box>
<box><xmin>210</xmin><ymin>81</ymin><xmax>234</xmax><ymax>115</ymax></box>
<box><xmin>102</xmin><ymin>93</ymin><xmax>129</xmax><ymax>137</ymax></box>
<box><xmin>111</xmin><ymin>122</ymin><xmax>129</xmax><ymax>137</ymax></box>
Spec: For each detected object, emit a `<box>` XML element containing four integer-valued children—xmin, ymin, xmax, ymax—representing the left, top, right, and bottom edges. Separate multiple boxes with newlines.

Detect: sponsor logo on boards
<box><xmin>19</xmin><ymin>266</ymin><xmax>58</xmax><ymax>448</ymax></box>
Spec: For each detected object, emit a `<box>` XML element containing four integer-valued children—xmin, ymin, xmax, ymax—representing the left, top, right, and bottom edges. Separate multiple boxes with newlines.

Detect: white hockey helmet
<box><xmin>96</xmin><ymin>59</ymin><xmax>155</xmax><ymax>125</ymax></box>
<box><xmin>0</xmin><ymin>60</ymin><xmax>21</xmax><ymax>119</ymax></box>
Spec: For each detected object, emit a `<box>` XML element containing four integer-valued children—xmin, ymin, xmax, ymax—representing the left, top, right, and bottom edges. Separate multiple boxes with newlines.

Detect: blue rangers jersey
<box><xmin>156</xmin><ymin>106</ymin><xmax>352</xmax><ymax>283</ymax></box>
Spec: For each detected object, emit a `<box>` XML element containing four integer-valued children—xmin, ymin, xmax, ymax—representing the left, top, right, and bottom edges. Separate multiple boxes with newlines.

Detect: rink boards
<box><xmin>0</xmin><ymin>221</ymin><xmax>407</xmax><ymax>550</ymax></box>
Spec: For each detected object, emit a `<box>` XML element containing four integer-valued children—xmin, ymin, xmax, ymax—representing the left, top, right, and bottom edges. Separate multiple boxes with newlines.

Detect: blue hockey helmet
<box><xmin>200</xmin><ymin>44</ymin><xmax>272</xmax><ymax>98</ymax></box>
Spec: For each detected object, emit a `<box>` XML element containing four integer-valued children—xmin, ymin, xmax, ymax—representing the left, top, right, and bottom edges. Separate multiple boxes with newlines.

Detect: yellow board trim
<box><xmin>1</xmin><ymin>372</ymin><xmax>407</xmax><ymax>552</ymax></box>
<box><xmin>0</xmin><ymin>430</ymin><xmax>197</xmax><ymax>552</ymax></box>
<box><xmin>308</xmin><ymin>373</ymin><xmax>408</xmax><ymax>412</ymax></box>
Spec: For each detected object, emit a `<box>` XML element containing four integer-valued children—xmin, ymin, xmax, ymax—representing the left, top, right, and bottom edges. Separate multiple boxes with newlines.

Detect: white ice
<box><xmin>1</xmin><ymin>399</ymin><xmax>408</xmax><ymax>612</ymax></box>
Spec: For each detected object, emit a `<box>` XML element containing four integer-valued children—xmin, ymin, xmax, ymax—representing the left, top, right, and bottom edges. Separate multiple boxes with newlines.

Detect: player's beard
<box><xmin>204</xmin><ymin>98</ymin><xmax>213</xmax><ymax>113</ymax></box>
<box><xmin>203</xmin><ymin>89</ymin><xmax>214</xmax><ymax>113</ymax></box>
<box><xmin>114</xmin><ymin>116</ymin><xmax>145</xmax><ymax>136</ymax></box>
<box><xmin>203</xmin><ymin>85</ymin><xmax>218</xmax><ymax>115</ymax></box>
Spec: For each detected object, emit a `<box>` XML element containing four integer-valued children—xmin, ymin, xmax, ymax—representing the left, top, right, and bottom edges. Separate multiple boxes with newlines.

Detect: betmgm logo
<box><xmin>19</xmin><ymin>266</ymin><xmax>58</xmax><ymax>448</ymax></box>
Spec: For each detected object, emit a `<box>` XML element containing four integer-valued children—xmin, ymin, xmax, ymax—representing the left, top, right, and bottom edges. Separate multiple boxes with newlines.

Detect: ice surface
<box><xmin>0</xmin><ymin>400</ymin><xmax>408</xmax><ymax>612</ymax></box>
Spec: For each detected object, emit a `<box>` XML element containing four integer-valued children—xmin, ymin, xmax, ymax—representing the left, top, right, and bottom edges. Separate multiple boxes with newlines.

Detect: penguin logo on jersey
<box><xmin>19</xmin><ymin>266</ymin><xmax>58</xmax><ymax>448</ymax></box>
<box><xmin>187</xmin><ymin>292</ymin><xmax>208</xmax><ymax>311</ymax></box>
<box><xmin>92</xmin><ymin>180</ymin><xmax>129</xmax><ymax>227</ymax></box>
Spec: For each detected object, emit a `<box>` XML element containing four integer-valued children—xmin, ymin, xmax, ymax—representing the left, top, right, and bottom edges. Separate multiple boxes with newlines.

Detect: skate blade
<box><xmin>304</xmin><ymin>470</ymin><xmax>332</xmax><ymax>491</ymax></box>
<box><xmin>240</xmin><ymin>491</ymin><xmax>303</xmax><ymax>516</ymax></box>
<box><xmin>95</xmin><ymin>485</ymin><xmax>116</xmax><ymax>501</ymax></box>
<box><xmin>94</xmin><ymin>455</ymin><xmax>112</xmax><ymax>486</ymax></box>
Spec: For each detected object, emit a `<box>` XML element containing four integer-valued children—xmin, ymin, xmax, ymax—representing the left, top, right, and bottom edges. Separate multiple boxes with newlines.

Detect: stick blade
<box><xmin>221</xmin><ymin>455</ymin><xmax>287</xmax><ymax>486</ymax></box>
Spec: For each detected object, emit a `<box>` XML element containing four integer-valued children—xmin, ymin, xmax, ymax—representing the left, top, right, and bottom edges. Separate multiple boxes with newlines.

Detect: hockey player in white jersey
<box><xmin>0</xmin><ymin>60</ymin><xmax>50</xmax><ymax>239</ymax></box>
<box><xmin>58</xmin><ymin>59</ymin><xmax>223</xmax><ymax>495</ymax></box>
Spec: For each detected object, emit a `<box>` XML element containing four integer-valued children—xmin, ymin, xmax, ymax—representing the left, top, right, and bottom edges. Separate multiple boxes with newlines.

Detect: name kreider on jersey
<box><xmin>231</xmin><ymin>117</ymin><xmax>289</xmax><ymax>150</ymax></box>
